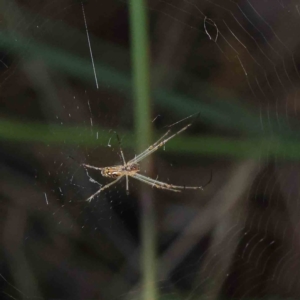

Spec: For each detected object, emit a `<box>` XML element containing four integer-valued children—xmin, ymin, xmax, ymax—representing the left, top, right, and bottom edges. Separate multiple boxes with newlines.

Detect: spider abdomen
<box><xmin>101</xmin><ymin>163</ymin><xmax>140</xmax><ymax>178</ymax></box>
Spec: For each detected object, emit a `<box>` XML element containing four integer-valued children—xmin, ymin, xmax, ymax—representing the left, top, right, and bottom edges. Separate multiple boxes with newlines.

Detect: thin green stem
<box><xmin>129</xmin><ymin>1</ymin><xmax>157</xmax><ymax>300</ymax></box>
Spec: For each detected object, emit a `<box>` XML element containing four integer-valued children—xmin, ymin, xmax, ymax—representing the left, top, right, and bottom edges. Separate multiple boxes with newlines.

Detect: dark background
<box><xmin>1</xmin><ymin>0</ymin><xmax>300</xmax><ymax>299</ymax></box>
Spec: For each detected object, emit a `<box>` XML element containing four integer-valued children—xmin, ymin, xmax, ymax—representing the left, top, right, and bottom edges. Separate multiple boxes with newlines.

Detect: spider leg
<box><xmin>81</xmin><ymin>163</ymin><xmax>104</xmax><ymax>171</ymax></box>
<box><xmin>115</xmin><ymin>132</ymin><xmax>126</xmax><ymax>165</ymax></box>
<box><xmin>131</xmin><ymin>173</ymin><xmax>181</xmax><ymax>192</ymax></box>
<box><xmin>201</xmin><ymin>170</ymin><xmax>213</xmax><ymax>189</ymax></box>
<box><xmin>128</xmin><ymin>130</ymin><xmax>171</xmax><ymax>164</ymax></box>
<box><xmin>126</xmin><ymin>175</ymin><xmax>129</xmax><ymax>195</ymax></box>
<box><xmin>133</xmin><ymin>173</ymin><xmax>208</xmax><ymax>191</ymax></box>
<box><xmin>86</xmin><ymin>176</ymin><xmax>123</xmax><ymax>202</ymax></box>
<box><xmin>150</xmin><ymin>130</ymin><xmax>171</xmax><ymax>148</ymax></box>
<box><xmin>129</xmin><ymin>124</ymin><xmax>191</xmax><ymax>164</ymax></box>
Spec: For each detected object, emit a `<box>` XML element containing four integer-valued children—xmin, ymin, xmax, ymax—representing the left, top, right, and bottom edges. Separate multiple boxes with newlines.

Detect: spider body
<box><xmin>101</xmin><ymin>164</ymin><xmax>140</xmax><ymax>178</ymax></box>
<box><xmin>82</xmin><ymin>122</ymin><xmax>211</xmax><ymax>202</ymax></box>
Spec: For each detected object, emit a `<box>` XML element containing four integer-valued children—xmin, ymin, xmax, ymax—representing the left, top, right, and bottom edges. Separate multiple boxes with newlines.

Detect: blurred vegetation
<box><xmin>1</xmin><ymin>1</ymin><xmax>300</xmax><ymax>300</ymax></box>
<box><xmin>129</xmin><ymin>0</ymin><xmax>157</xmax><ymax>299</ymax></box>
<box><xmin>1</xmin><ymin>27</ymin><xmax>300</xmax><ymax>161</ymax></box>
<box><xmin>1</xmin><ymin>118</ymin><xmax>300</xmax><ymax>160</ymax></box>
<box><xmin>1</xmin><ymin>22</ymin><xmax>299</xmax><ymax>137</ymax></box>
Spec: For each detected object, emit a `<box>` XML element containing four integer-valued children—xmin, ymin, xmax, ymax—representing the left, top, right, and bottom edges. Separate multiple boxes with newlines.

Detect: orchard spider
<box><xmin>82</xmin><ymin>123</ymin><xmax>211</xmax><ymax>202</ymax></box>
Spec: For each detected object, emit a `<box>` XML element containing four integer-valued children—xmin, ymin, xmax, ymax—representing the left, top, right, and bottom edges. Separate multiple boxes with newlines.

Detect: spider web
<box><xmin>0</xmin><ymin>0</ymin><xmax>300</xmax><ymax>299</ymax></box>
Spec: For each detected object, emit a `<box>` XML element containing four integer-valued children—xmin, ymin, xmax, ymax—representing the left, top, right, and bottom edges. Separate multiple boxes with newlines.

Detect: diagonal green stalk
<box><xmin>1</xmin><ymin>27</ymin><xmax>299</xmax><ymax>139</ymax></box>
<box><xmin>129</xmin><ymin>1</ymin><xmax>157</xmax><ymax>300</ymax></box>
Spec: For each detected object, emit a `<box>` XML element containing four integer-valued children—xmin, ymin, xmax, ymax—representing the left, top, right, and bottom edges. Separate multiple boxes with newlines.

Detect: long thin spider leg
<box><xmin>129</xmin><ymin>124</ymin><xmax>191</xmax><ymax>164</ymax></box>
<box><xmin>131</xmin><ymin>174</ymin><xmax>181</xmax><ymax>192</ymax></box>
<box><xmin>150</xmin><ymin>130</ymin><xmax>171</xmax><ymax>148</ymax></box>
<box><xmin>128</xmin><ymin>130</ymin><xmax>171</xmax><ymax>164</ymax></box>
<box><xmin>115</xmin><ymin>132</ymin><xmax>126</xmax><ymax>165</ymax></box>
<box><xmin>128</xmin><ymin>113</ymin><xmax>200</xmax><ymax>163</ymax></box>
<box><xmin>164</xmin><ymin>112</ymin><xmax>200</xmax><ymax>128</ymax></box>
<box><xmin>126</xmin><ymin>175</ymin><xmax>129</xmax><ymax>195</ymax></box>
<box><xmin>202</xmin><ymin>170</ymin><xmax>213</xmax><ymax>189</ymax></box>
<box><xmin>81</xmin><ymin>163</ymin><xmax>104</xmax><ymax>171</ymax></box>
<box><xmin>86</xmin><ymin>176</ymin><xmax>123</xmax><ymax>202</ymax></box>
<box><xmin>134</xmin><ymin>173</ymin><xmax>206</xmax><ymax>190</ymax></box>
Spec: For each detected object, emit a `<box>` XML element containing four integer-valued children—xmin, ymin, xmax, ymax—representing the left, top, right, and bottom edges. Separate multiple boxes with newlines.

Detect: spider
<box><xmin>82</xmin><ymin>123</ymin><xmax>211</xmax><ymax>202</ymax></box>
